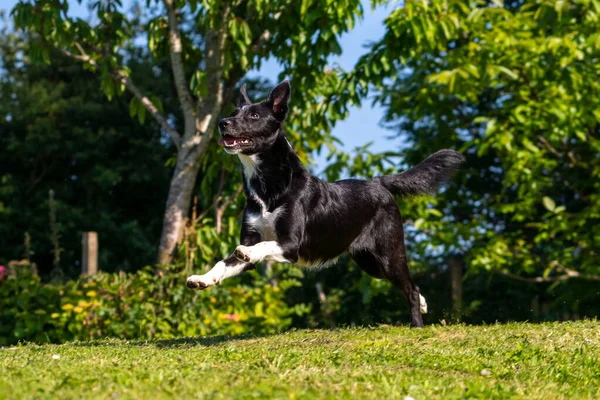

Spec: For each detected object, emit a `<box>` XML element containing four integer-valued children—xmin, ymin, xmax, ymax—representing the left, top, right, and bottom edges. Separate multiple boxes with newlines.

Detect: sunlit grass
<box><xmin>1</xmin><ymin>321</ymin><xmax>599</xmax><ymax>399</ymax></box>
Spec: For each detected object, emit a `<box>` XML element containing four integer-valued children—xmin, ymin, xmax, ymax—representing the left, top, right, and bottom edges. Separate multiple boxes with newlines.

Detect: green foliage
<box><xmin>0</xmin><ymin>261</ymin><xmax>308</xmax><ymax>346</ymax></box>
<box><xmin>4</xmin><ymin>0</ymin><xmax>600</xmax><ymax>332</ymax></box>
<box><xmin>346</xmin><ymin>0</ymin><xmax>600</xmax><ymax>283</ymax></box>
<box><xmin>9</xmin><ymin>0</ymin><xmax>366</xmax><ymax>164</ymax></box>
<box><xmin>286</xmin><ymin>0</ymin><xmax>600</xmax><ymax>327</ymax></box>
<box><xmin>7</xmin><ymin>0</ymin><xmax>373</xmax><ymax>270</ymax></box>
<box><xmin>0</xmin><ymin>33</ymin><xmax>174</xmax><ymax>276</ymax></box>
<box><xmin>2</xmin><ymin>322</ymin><xmax>600</xmax><ymax>398</ymax></box>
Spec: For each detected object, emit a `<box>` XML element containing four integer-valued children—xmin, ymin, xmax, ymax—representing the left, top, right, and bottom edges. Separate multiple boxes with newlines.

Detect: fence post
<box><xmin>449</xmin><ymin>256</ymin><xmax>463</xmax><ymax>321</ymax></box>
<box><xmin>82</xmin><ymin>232</ymin><xmax>98</xmax><ymax>275</ymax></box>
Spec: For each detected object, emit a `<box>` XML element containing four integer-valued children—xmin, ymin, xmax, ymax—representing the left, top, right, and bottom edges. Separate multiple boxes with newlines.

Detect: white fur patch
<box><xmin>419</xmin><ymin>294</ymin><xmax>428</xmax><ymax>314</ymax></box>
<box><xmin>238</xmin><ymin>153</ymin><xmax>287</xmax><ymax>241</ymax></box>
<box><xmin>297</xmin><ymin>256</ymin><xmax>341</xmax><ymax>269</ymax></box>
<box><xmin>187</xmin><ymin>259</ymin><xmax>248</xmax><ymax>288</ymax></box>
<box><xmin>246</xmin><ymin>205</ymin><xmax>284</xmax><ymax>241</ymax></box>
<box><xmin>235</xmin><ymin>241</ymin><xmax>289</xmax><ymax>264</ymax></box>
<box><xmin>238</xmin><ymin>154</ymin><xmax>259</xmax><ymax>184</ymax></box>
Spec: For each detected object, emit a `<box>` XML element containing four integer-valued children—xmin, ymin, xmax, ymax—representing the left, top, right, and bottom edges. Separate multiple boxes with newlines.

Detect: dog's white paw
<box><xmin>187</xmin><ymin>261</ymin><xmax>229</xmax><ymax>290</ymax></box>
<box><xmin>186</xmin><ymin>275</ymin><xmax>216</xmax><ymax>290</ymax></box>
<box><xmin>419</xmin><ymin>294</ymin><xmax>428</xmax><ymax>314</ymax></box>
<box><xmin>234</xmin><ymin>245</ymin><xmax>256</xmax><ymax>263</ymax></box>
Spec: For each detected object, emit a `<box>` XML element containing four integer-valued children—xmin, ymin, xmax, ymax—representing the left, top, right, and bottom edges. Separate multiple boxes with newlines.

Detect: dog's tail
<box><xmin>377</xmin><ymin>149</ymin><xmax>465</xmax><ymax>197</ymax></box>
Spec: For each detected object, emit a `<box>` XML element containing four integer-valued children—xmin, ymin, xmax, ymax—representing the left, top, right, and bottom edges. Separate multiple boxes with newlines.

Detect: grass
<box><xmin>1</xmin><ymin>321</ymin><xmax>599</xmax><ymax>399</ymax></box>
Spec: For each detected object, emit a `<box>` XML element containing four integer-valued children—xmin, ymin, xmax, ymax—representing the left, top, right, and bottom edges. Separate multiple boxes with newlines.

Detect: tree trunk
<box><xmin>156</xmin><ymin>150</ymin><xmax>202</xmax><ymax>265</ymax></box>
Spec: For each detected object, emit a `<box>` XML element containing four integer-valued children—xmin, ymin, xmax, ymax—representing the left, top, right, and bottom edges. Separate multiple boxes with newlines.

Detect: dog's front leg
<box><xmin>233</xmin><ymin>240</ymin><xmax>296</xmax><ymax>264</ymax></box>
<box><xmin>187</xmin><ymin>254</ymin><xmax>254</xmax><ymax>290</ymax></box>
<box><xmin>187</xmin><ymin>222</ymin><xmax>261</xmax><ymax>290</ymax></box>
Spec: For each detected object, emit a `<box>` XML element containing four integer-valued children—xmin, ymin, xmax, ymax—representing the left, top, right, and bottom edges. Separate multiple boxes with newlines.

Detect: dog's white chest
<box><xmin>246</xmin><ymin>200</ymin><xmax>283</xmax><ymax>241</ymax></box>
<box><xmin>239</xmin><ymin>153</ymin><xmax>283</xmax><ymax>240</ymax></box>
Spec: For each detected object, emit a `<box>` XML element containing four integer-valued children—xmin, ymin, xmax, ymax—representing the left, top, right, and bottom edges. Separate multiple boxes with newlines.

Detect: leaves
<box><xmin>542</xmin><ymin>196</ymin><xmax>556</xmax><ymax>212</ymax></box>
<box><xmin>189</xmin><ymin>70</ymin><xmax>207</xmax><ymax>98</ymax></box>
<box><xmin>349</xmin><ymin>0</ymin><xmax>600</xmax><ymax>290</ymax></box>
<box><xmin>0</xmin><ymin>262</ymin><xmax>307</xmax><ymax>345</ymax></box>
<box><xmin>0</xmin><ymin>37</ymin><xmax>175</xmax><ymax>275</ymax></box>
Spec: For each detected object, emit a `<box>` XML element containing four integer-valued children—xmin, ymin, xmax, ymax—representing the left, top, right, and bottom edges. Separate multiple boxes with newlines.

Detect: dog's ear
<box><xmin>237</xmin><ymin>83</ymin><xmax>252</xmax><ymax>107</ymax></box>
<box><xmin>267</xmin><ymin>80</ymin><xmax>291</xmax><ymax>115</ymax></box>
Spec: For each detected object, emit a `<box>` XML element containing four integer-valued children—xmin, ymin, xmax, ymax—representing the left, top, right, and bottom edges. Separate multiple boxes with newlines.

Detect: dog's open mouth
<box><xmin>218</xmin><ymin>135</ymin><xmax>253</xmax><ymax>148</ymax></box>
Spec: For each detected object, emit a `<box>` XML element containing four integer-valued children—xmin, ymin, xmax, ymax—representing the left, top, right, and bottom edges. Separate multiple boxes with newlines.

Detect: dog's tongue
<box><xmin>219</xmin><ymin>136</ymin><xmax>235</xmax><ymax>146</ymax></box>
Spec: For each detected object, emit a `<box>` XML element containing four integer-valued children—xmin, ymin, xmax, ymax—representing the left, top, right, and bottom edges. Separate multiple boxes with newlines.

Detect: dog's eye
<box><xmin>249</xmin><ymin>113</ymin><xmax>260</xmax><ymax>119</ymax></box>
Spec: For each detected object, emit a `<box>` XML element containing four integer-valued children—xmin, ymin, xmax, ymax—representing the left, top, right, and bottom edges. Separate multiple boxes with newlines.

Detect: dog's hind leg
<box><xmin>350</xmin><ymin>209</ymin><xmax>425</xmax><ymax>328</ymax></box>
<box><xmin>391</xmin><ymin>262</ymin><xmax>426</xmax><ymax>329</ymax></box>
<box><xmin>351</xmin><ymin>248</ymin><xmax>425</xmax><ymax>328</ymax></box>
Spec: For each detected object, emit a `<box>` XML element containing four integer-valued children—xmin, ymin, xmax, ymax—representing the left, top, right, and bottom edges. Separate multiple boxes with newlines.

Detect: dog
<box><xmin>187</xmin><ymin>81</ymin><xmax>464</xmax><ymax>327</ymax></box>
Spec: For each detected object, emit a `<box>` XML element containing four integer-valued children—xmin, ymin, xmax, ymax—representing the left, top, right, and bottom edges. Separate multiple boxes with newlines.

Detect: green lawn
<box><xmin>1</xmin><ymin>321</ymin><xmax>599</xmax><ymax>399</ymax></box>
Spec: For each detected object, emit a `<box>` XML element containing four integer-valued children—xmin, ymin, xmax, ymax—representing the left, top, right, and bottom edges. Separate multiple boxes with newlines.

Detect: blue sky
<box><xmin>2</xmin><ymin>0</ymin><xmax>395</xmax><ymax>169</ymax></box>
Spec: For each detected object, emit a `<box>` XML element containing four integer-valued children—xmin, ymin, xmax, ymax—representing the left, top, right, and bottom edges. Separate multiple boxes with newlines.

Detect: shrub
<box><xmin>0</xmin><ymin>261</ymin><xmax>309</xmax><ymax>346</ymax></box>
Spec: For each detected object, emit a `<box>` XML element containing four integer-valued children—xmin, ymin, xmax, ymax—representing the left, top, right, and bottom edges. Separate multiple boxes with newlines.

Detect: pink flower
<box><xmin>223</xmin><ymin>313</ymin><xmax>240</xmax><ymax>322</ymax></box>
<box><xmin>0</xmin><ymin>266</ymin><xmax>6</xmax><ymax>281</ymax></box>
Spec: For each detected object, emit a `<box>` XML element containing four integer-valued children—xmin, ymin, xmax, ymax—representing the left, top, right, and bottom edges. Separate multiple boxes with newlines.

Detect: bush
<box><xmin>0</xmin><ymin>261</ymin><xmax>309</xmax><ymax>346</ymax></box>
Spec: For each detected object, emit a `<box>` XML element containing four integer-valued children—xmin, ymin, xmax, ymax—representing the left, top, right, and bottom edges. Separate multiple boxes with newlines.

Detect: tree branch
<box><xmin>222</xmin><ymin>68</ymin><xmax>245</xmax><ymax>107</ymax></box>
<box><xmin>499</xmin><ymin>263</ymin><xmax>600</xmax><ymax>283</ymax></box>
<box><xmin>220</xmin><ymin>28</ymin><xmax>272</xmax><ymax>107</ymax></box>
<box><xmin>163</xmin><ymin>0</ymin><xmax>197</xmax><ymax>139</ymax></box>
<box><xmin>191</xmin><ymin>15</ymin><xmax>273</xmax><ymax>159</ymax></box>
<box><xmin>42</xmin><ymin>3</ymin><xmax>182</xmax><ymax>149</ymax></box>
<box><xmin>58</xmin><ymin>45</ymin><xmax>182</xmax><ymax>150</ymax></box>
<box><xmin>537</xmin><ymin>135</ymin><xmax>562</xmax><ymax>158</ymax></box>
<box><xmin>59</xmin><ymin>47</ymin><xmax>96</xmax><ymax>65</ymax></box>
<box><xmin>250</xmin><ymin>29</ymin><xmax>271</xmax><ymax>54</ymax></box>
<box><xmin>194</xmin><ymin>5</ymin><xmax>231</xmax><ymax>154</ymax></box>
<box><xmin>195</xmin><ymin>184</ymin><xmax>244</xmax><ymax>223</ymax></box>
<box><xmin>216</xmin><ymin>184</ymin><xmax>244</xmax><ymax>216</ymax></box>
<box><xmin>114</xmin><ymin>71</ymin><xmax>182</xmax><ymax>150</ymax></box>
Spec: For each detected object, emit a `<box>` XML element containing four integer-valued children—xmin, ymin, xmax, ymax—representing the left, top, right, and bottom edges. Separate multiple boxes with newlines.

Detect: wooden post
<box><xmin>82</xmin><ymin>232</ymin><xmax>98</xmax><ymax>275</ymax></box>
<box><xmin>449</xmin><ymin>256</ymin><xmax>463</xmax><ymax>321</ymax></box>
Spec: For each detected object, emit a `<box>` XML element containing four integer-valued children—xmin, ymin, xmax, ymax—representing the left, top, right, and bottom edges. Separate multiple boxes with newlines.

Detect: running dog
<box><xmin>187</xmin><ymin>81</ymin><xmax>464</xmax><ymax>327</ymax></box>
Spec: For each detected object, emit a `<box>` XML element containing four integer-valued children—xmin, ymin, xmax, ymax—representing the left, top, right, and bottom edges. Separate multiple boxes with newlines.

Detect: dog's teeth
<box><xmin>224</xmin><ymin>138</ymin><xmax>250</xmax><ymax>147</ymax></box>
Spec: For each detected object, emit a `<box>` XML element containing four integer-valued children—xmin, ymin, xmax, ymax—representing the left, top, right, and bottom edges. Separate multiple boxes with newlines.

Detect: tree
<box><xmin>11</xmin><ymin>0</ymin><xmax>367</xmax><ymax>264</ymax></box>
<box><xmin>0</xmin><ymin>30</ymin><xmax>174</xmax><ymax>276</ymax></box>
<box><xmin>345</xmin><ymin>0</ymin><xmax>600</xmax><ymax>317</ymax></box>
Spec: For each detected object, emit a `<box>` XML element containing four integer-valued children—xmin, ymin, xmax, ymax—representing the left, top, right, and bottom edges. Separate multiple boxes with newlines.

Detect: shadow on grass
<box><xmin>67</xmin><ymin>332</ymin><xmax>276</xmax><ymax>348</ymax></box>
<box><xmin>149</xmin><ymin>333</ymin><xmax>273</xmax><ymax>348</ymax></box>
<box><xmin>65</xmin><ymin>326</ymin><xmax>358</xmax><ymax>348</ymax></box>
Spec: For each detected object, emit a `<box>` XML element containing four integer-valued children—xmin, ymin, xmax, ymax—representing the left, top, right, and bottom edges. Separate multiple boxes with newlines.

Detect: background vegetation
<box><xmin>1</xmin><ymin>0</ymin><xmax>599</xmax><ymax>345</ymax></box>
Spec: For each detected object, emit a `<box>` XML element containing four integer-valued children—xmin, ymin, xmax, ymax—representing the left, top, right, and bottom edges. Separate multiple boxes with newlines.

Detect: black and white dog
<box><xmin>187</xmin><ymin>81</ymin><xmax>464</xmax><ymax>327</ymax></box>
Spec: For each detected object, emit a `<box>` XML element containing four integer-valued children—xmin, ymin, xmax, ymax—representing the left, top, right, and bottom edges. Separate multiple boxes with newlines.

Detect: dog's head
<box><xmin>218</xmin><ymin>81</ymin><xmax>291</xmax><ymax>155</ymax></box>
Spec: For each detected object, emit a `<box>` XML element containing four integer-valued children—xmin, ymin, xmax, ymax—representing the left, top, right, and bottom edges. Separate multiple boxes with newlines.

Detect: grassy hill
<box><xmin>1</xmin><ymin>321</ymin><xmax>599</xmax><ymax>399</ymax></box>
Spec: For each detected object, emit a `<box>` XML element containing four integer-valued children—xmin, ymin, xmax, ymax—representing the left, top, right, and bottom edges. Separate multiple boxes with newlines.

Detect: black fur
<box><xmin>208</xmin><ymin>81</ymin><xmax>465</xmax><ymax>327</ymax></box>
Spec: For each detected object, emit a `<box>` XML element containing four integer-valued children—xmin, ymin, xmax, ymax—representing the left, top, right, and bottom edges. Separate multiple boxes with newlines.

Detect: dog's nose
<box><xmin>219</xmin><ymin>119</ymin><xmax>230</xmax><ymax>129</ymax></box>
